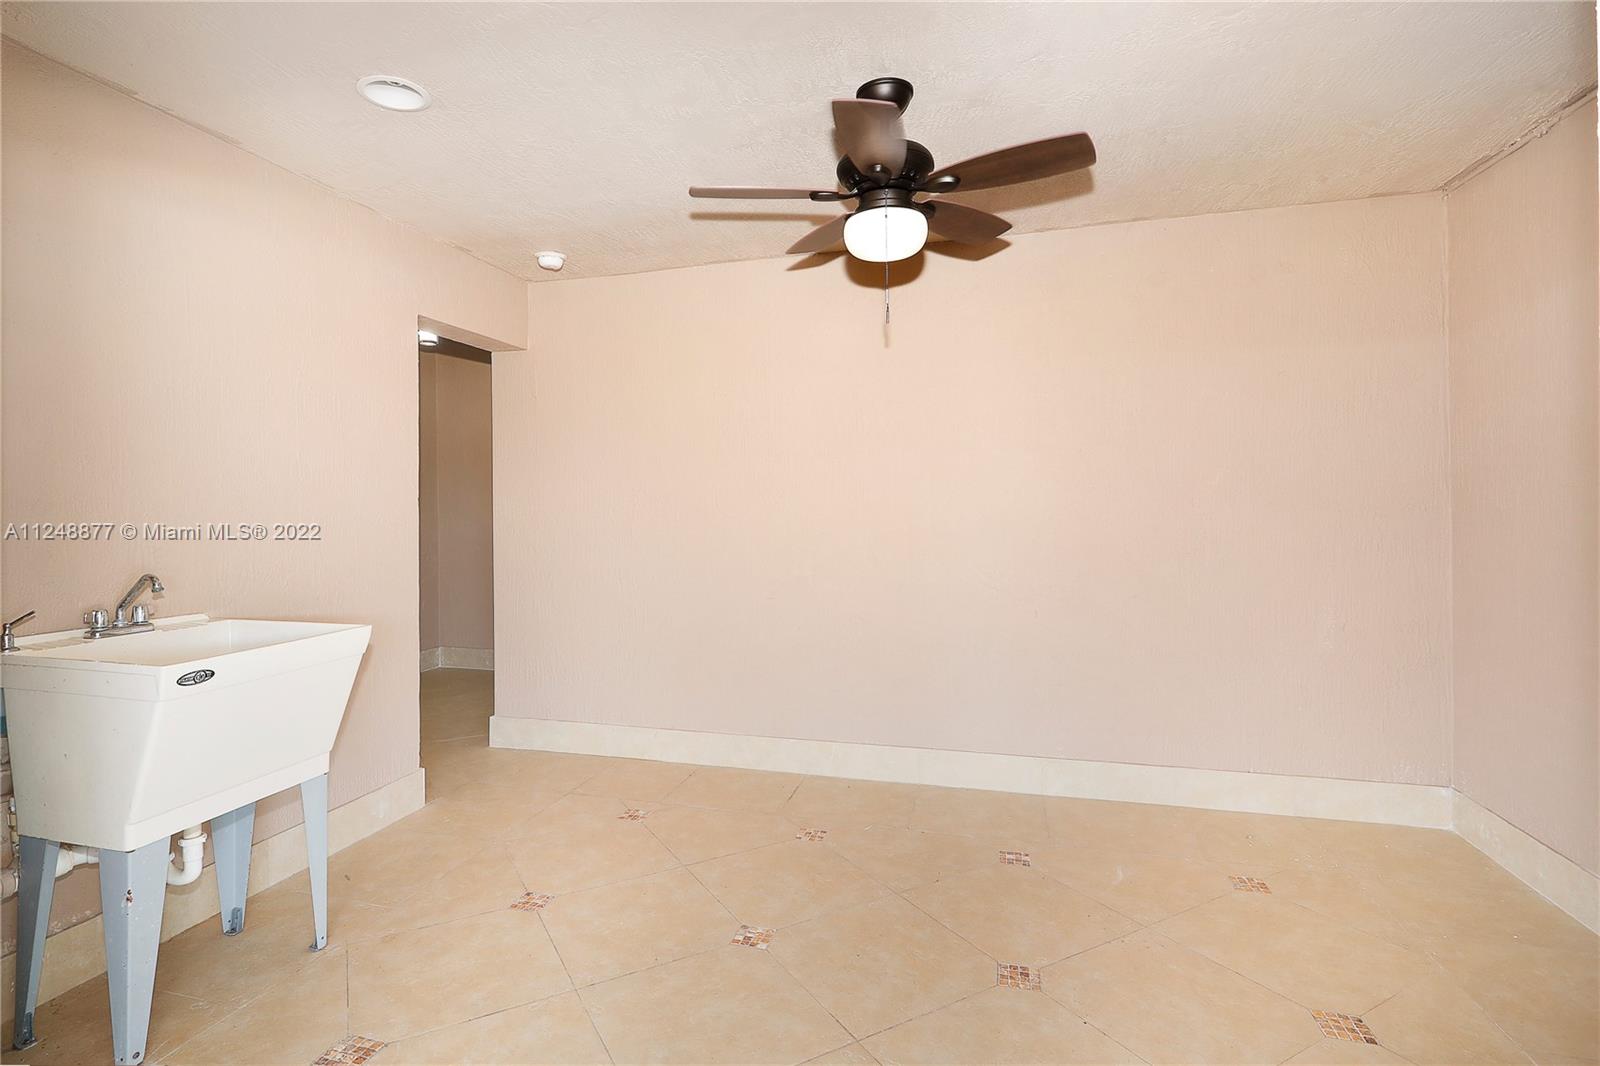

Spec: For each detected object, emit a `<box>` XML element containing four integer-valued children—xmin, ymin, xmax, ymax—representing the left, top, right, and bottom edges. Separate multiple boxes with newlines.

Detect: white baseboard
<box><xmin>420</xmin><ymin>647</ymin><xmax>494</xmax><ymax>672</ymax></box>
<box><xmin>491</xmin><ymin>715</ymin><xmax>1600</xmax><ymax>932</ymax></box>
<box><xmin>1453</xmin><ymin>791</ymin><xmax>1599</xmax><ymax>933</ymax></box>
<box><xmin>1</xmin><ymin>767</ymin><xmax>426</xmax><ymax>1022</ymax></box>
<box><xmin>488</xmin><ymin>716</ymin><xmax>1452</xmax><ymax>828</ymax></box>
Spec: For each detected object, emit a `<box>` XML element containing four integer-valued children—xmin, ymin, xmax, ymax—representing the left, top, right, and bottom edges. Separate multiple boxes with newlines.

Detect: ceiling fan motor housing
<box><xmin>856</xmin><ymin>186</ymin><xmax>925</xmax><ymax>217</ymax></box>
<box><xmin>837</xmin><ymin>139</ymin><xmax>935</xmax><ymax>191</ymax></box>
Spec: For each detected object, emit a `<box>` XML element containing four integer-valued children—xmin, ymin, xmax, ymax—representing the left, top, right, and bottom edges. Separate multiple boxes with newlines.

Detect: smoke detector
<box><xmin>535</xmin><ymin>251</ymin><xmax>567</xmax><ymax>272</ymax></box>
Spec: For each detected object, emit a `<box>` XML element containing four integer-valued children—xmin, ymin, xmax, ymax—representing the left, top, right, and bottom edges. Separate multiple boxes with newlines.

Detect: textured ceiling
<box><xmin>4</xmin><ymin>2</ymin><xmax>1594</xmax><ymax>281</ymax></box>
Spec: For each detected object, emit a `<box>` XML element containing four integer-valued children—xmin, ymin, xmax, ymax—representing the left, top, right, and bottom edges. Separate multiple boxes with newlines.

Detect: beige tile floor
<box><xmin>8</xmin><ymin>668</ymin><xmax>1598</xmax><ymax>1065</ymax></box>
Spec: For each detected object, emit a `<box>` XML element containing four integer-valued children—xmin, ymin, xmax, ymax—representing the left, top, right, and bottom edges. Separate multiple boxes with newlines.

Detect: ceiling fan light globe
<box><xmin>843</xmin><ymin>206</ymin><xmax>927</xmax><ymax>263</ymax></box>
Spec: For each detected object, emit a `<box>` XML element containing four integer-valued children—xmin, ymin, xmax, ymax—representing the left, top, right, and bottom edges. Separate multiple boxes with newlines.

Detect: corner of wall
<box><xmin>1438</xmin><ymin>100</ymin><xmax>1600</xmax><ymax>918</ymax></box>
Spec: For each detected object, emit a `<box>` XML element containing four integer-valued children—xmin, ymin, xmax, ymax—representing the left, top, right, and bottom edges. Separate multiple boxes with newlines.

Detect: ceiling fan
<box><xmin>689</xmin><ymin>77</ymin><xmax>1096</xmax><ymax>263</ymax></box>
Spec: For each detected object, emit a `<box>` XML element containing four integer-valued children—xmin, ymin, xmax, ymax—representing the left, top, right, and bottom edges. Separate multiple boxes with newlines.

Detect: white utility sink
<box><xmin>5</xmin><ymin>611</ymin><xmax>370</xmax><ymax>1064</ymax></box>
<box><xmin>2</xmin><ymin>614</ymin><xmax>370</xmax><ymax>850</ymax></box>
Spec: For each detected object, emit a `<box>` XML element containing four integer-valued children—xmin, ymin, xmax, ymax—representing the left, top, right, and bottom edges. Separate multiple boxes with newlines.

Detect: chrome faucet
<box><xmin>115</xmin><ymin>573</ymin><xmax>164</xmax><ymax>625</ymax></box>
<box><xmin>84</xmin><ymin>574</ymin><xmax>164</xmax><ymax>639</ymax></box>
<box><xmin>1</xmin><ymin>610</ymin><xmax>35</xmax><ymax>652</ymax></box>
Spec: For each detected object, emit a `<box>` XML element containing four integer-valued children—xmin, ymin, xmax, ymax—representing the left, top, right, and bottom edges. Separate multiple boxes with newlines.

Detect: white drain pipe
<box><xmin>167</xmin><ymin>826</ymin><xmax>207</xmax><ymax>886</ymax></box>
<box><xmin>0</xmin><ymin>798</ymin><xmax>201</xmax><ymax>896</ymax></box>
<box><xmin>0</xmin><ymin>840</ymin><xmax>97</xmax><ymax>899</ymax></box>
<box><xmin>55</xmin><ymin>844</ymin><xmax>98</xmax><ymax>876</ymax></box>
<box><xmin>0</xmin><ymin>798</ymin><xmax>91</xmax><ymax>898</ymax></box>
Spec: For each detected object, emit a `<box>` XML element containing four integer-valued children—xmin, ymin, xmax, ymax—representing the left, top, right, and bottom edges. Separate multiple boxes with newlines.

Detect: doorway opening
<box><xmin>418</xmin><ymin>326</ymin><xmax>495</xmax><ymax>749</ymax></box>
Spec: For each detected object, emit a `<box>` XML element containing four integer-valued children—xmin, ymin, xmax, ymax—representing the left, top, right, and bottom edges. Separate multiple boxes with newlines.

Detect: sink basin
<box><xmin>2</xmin><ymin>614</ymin><xmax>370</xmax><ymax>850</ymax></box>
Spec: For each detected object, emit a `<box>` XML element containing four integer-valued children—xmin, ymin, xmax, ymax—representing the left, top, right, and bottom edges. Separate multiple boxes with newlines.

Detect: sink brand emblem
<box><xmin>177</xmin><ymin>669</ymin><xmax>215</xmax><ymax>687</ymax></box>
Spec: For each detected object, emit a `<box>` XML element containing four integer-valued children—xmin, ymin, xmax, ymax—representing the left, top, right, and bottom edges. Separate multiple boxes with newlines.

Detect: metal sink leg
<box><xmin>99</xmin><ymin>840</ymin><xmax>168</xmax><ymax>1065</ymax></box>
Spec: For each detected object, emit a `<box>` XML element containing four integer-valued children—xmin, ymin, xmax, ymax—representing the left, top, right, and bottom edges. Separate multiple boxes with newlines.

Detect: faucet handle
<box><xmin>131</xmin><ymin>604</ymin><xmax>150</xmax><ymax>625</ymax></box>
<box><xmin>2</xmin><ymin>610</ymin><xmax>34</xmax><ymax>652</ymax></box>
<box><xmin>84</xmin><ymin>608</ymin><xmax>109</xmax><ymax>630</ymax></box>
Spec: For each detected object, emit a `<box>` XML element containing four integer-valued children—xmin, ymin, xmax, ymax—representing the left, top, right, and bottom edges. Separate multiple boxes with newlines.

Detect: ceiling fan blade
<box><xmin>832</xmin><ymin>98</ymin><xmax>907</xmax><ymax>176</ymax></box>
<box><xmin>786</xmin><ymin>214</ymin><xmax>849</xmax><ymax>255</ymax></box>
<box><xmin>924</xmin><ymin>201</ymin><xmax>1012</xmax><ymax>244</ymax></box>
<box><xmin>927</xmin><ymin>133</ymin><xmax>1096</xmax><ymax>193</ymax></box>
<box><xmin>689</xmin><ymin>186</ymin><xmax>830</xmax><ymax>199</ymax></box>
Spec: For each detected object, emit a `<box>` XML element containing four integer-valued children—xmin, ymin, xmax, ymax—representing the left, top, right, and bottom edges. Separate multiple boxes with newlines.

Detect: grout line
<box><xmin>1410</xmin><ymin>942</ymin><xmax>1542</xmax><ymax>1066</ymax></box>
<box><xmin>756</xmin><ymin>923</ymin><xmax>861</xmax><ymax>1047</ymax></box>
<box><xmin>507</xmin><ymin>855</ymin><xmax>683</xmax><ymax>901</ymax></box>
<box><xmin>841</xmin><ymin>981</ymin><xmax>997</xmax><ymax>1046</ymax></box>
<box><xmin>660</xmin><ymin>839</ymin><xmax>886</xmax><ymax>1043</ymax></box>
<box><xmin>150</xmin><ymin>943</ymin><xmax>348</xmax><ymax>1060</ymax></box>
<box><xmin>1363</xmin><ymin>985</ymin><xmax>1427</xmax><ymax>1062</ymax></box>
<box><xmin>1028</xmin><ymin>971</ymin><xmax>1154</xmax><ymax>1066</ymax></box>
<box><xmin>370</xmin><ymin>981</ymin><xmax>583</xmax><ymax>1048</ymax></box>
<box><xmin>1146</xmin><ymin>900</ymin><xmax>1417</xmax><ymax>1022</ymax></box>
<box><xmin>1068</xmin><ymin>1012</ymin><xmax>1152</xmax><ymax>1065</ymax></box>
<box><xmin>571</xmin><ymin>989</ymin><xmax>619</xmax><ymax>1066</ymax></box>
<box><xmin>1023</xmin><ymin>859</ymin><xmax>1159</xmax><ymax>931</ymax></box>
<box><xmin>668</xmin><ymin>820</ymin><xmax>914</xmax><ymax>1036</ymax></box>
<box><xmin>536</xmin><ymin>911</ymin><xmax>618</xmax><ymax>1066</ymax></box>
<box><xmin>1139</xmin><ymin>924</ymin><xmax>1344</xmax><ymax>1028</ymax></box>
<box><xmin>1275</xmin><ymin>1033</ymin><xmax>1327</xmax><ymax>1064</ymax></box>
<box><xmin>807</xmin><ymin>1041</ymin><xmax>880</xmax><ymax>1065</ymax></box>
<box><xmin>563</xmin><ymin>939</ymin><xmax>726</xmax><ymax>991</ymax></box>
<box><xmin>636</xmin><ymin>793</ymin><xmax>811</xmax><ymax>823</ymax></box>
<box><xmin>885</xmin><ymin>882</ymin><xmax>1006</xmax><ymax>969</ymax></box>
<box><xmin>653</xmin><ymin>826</ymin><xmax>736</xmax><ymax>925</ymax></box>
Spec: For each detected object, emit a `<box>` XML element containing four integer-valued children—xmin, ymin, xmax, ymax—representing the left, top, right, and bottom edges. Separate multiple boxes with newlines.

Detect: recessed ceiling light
<box><xmin>417</xmin><ymin>330</ymin><xmax>439</xmax><ymax>346</ymax></box>
<box><xmin>535</xmin><ymin>251</ymin><xmax>567</xmax><ymax>272</ymax></box>
<box><xmin>358</xmin><ymin>75</ymin><xmax>431</xmax><ymax>112</ymax></box>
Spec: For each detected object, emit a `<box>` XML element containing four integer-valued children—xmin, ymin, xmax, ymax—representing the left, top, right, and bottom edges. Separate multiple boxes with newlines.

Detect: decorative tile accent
<box><xmin>796</xmin><ymin>827</ymin><xmax>829</xmax><ymax>841</ymax></box>
<box><xmin>999</xmin><ymin>850</ymin><xmax>1032</xmax><ymax>866</ymax></box>
<box><xmin>1230</xmin><ymin>875</ymin><xmax>1272</xmax><ymax>893</ymax></box>
<box><xmin>996</xmin><ymin>962</ymin><xmax>1042</xmax><ymax>990</ymax></box>
<box><xmin>619</xmin><ymin>808</ymin><xmax>649</xmax><ymax>821</ymax></box>
<box><xmin>512</xmin><ymin>892</ymin><xmax>554</xmax><ymax>912</ymax></box>
<box><xmin>312</xmin><ymin>1036</ymin><xmax>387</xmax><ymax>1065</ymax></box>
<box><xmin>1313</xmin><ymin>1010</ymin><xmax>1378</xmax><ymax>1044</ymax></box>
<box><xmin>730</xmin><ymin>924</ymin><xmax>776</xmax><ymax>949</ymax></box>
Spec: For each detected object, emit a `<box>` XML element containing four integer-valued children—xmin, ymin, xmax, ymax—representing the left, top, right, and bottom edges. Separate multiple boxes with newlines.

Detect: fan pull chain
<box><xmin>883</xmin><ymin>206</ymin><xmax>891</xmax><ymax>326</ymax></box>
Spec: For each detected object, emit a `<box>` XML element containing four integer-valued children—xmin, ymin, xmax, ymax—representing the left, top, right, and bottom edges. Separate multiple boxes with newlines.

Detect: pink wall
<box><xmin>495</xmin><ymin>194</ymin><xmax>1454</xmax><ymax>786</ymax></box>
<box><xmin>1447</xmin><ymin>103</ymin><xmax>1599</xmax><ymax>874</ymax></box>
<box><xmin>1</xmin><ymin>44</ymin><xmax>525</xmax><ymax>940</ymax></box>
<box><xmin>418</xmin><ymin>351</ymin><xmax>495</xmax><ymax>652</ymax></box>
